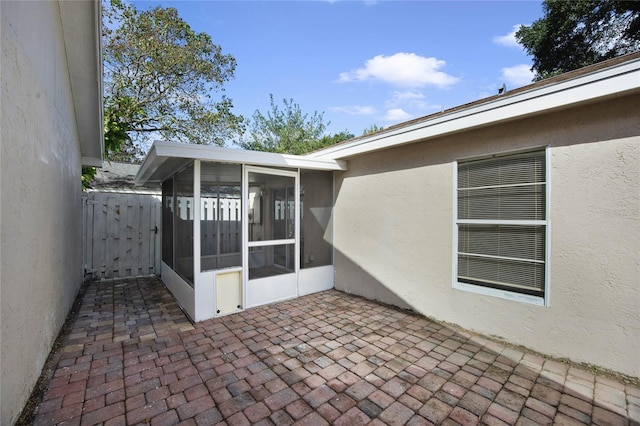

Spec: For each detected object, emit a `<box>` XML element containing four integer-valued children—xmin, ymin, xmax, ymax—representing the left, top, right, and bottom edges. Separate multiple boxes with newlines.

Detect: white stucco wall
<box><xmin>1</xmin><ymin>2</ymin><xmax>85</xmax><ymax>422</ymax></box>
<box><xmin>333</xmin><ymin>94</ymin><xmax>640</xmax><ymax>377</ymax></box>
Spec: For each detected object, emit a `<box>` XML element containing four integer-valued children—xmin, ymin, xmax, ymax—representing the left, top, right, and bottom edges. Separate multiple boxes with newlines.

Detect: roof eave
<box><xmin>135</xmin><ymin>142</ymin><xmax>348</xmax><ymax>185</ymax></box>
<box><xmin>59</xmin><ymin>0</ymin><xmax>104</xmax><ymax>167</ymax></box>
<box><xmin>310</xmin><ymin>54</ymin><xmax>640</xmax><ymax>160</ymax></box>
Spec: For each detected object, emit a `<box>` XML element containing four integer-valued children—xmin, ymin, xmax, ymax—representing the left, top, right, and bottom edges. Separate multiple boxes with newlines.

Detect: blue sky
<box><xmin>132</xmin><ymin>0</ymin><xmax>544</xmax><ymax>138</ymax></box>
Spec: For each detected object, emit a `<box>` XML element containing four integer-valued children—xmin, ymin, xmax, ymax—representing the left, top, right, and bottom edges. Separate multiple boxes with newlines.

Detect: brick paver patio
<box><xmin>28</xmin><ymin>277</ymin><xmax>639</xmax><ymax>425</ymax></box>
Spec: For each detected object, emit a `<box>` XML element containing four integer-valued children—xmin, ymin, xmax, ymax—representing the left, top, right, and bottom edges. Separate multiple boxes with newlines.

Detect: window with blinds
<box><xmin>456</xmin><ymin>149</ymin><xmax>547</xmax><ymax>299</ymax></box>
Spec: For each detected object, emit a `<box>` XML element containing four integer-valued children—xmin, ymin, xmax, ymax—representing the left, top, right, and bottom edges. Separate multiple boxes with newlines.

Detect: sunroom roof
<box><xmin>135</xmin><ymin>141</ymin><xmax>347</xmax><ymax>185</ymax></box>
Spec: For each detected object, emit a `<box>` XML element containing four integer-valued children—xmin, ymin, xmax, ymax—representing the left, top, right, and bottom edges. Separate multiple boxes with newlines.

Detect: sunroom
<box><xmin>135</xmin><ymin>141</ymin><xmax>346</xmax><ymax>321</ymax></box>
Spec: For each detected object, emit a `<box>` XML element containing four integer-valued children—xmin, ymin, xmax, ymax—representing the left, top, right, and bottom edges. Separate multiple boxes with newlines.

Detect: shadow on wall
<box><xmin>329</xmin><ymin>249</ymin><xmax>637</xmax><ymax>419</ymax></box>
<box><xmin>333</xmin><ymin>246</ymin><xmax>414</xmax><ymax>312</ymax></box>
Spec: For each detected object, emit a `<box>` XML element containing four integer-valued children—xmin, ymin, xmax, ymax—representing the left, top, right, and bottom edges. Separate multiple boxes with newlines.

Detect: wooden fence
<box><xmin>83</xmin><ymin>192</ymin><xmax>161</xmax><ymax>280</ymax></box>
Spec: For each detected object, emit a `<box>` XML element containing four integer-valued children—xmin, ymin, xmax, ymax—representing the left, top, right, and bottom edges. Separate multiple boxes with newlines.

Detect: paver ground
<box><xmin>27</xmin><ymin>277</ymin><xmax>640</xmax><ymax>425</ymax></box>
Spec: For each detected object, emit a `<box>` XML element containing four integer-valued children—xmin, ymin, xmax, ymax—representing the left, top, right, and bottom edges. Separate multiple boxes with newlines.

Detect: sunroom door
<box><xmin>244</xmin><ymin>166</ymin><xmax>299</xmax><ymax>308</ymax></box>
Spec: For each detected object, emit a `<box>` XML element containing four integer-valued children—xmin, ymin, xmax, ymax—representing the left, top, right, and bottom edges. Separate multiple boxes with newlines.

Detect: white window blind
<box><xmin>457</xmin><ymin>150</ymin><xmax>546</xmax><ymax>297</ymax></box>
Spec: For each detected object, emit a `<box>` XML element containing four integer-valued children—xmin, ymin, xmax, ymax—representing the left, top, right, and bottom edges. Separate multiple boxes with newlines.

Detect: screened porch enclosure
<box><xmin>200</xmin><ymin>163</ymin><xmax>242</xmax><ymax>272</ymax></box>
<box><xmin>140</xmin><ymin>142</ymin><xmax>346</xmax><ymax>322</ymax></box>
<box><xmin>247</xmin><ymin>170</ymin><xmax>296</xmax><ymax>280</ymax></box>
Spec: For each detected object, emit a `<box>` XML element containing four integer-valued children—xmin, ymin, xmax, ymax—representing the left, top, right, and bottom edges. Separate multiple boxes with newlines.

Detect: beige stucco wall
<box><xmin>333</xmin><ymin>93</ymin><xmax>640</xmax><ymax>377</ymax></box>
<box><xmin>1</xmin><ymin>1</ymin><xmax>85</xmax><ymax>422</ymax></box>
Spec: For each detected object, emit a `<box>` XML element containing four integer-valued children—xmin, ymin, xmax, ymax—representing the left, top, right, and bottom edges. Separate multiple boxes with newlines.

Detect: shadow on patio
<box><xmin>23</xmin><ymin>276</ymin><xmax>639</xmax><ymax>425</ymax></box>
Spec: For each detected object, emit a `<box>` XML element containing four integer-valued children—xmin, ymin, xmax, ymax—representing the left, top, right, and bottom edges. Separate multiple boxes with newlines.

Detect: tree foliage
<box><xmin>516</xmin><ymin>0</ymin><xmax>640</xmax><ymax>80</ymax></box>
<box><xmin>362</xmin><ymin>124</ymin><xmax>384</xmax><ymax>135</ymax></box>
<box><xmin>316</xmin><ymin>131</ymin><xmax>355</xmax><ymax>150</ymax></box>
<box><xmin>238</xmin><ymin>95</ymin><xmax>333</xmax><ymax>155</ymax></box>
<box><xmin>103</xmin><ymin>0</ymin><xmax>244</xmax><ymax>159</ymax></box>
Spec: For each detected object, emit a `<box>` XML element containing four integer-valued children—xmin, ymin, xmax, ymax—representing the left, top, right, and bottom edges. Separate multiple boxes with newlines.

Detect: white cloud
<box><xmin>385</xmin><ymin>90</ymin><xmax>424</xmax><ymax>107</ymax></box>
<box><xmin>501</xmin><ymin>64</ymin><xmax>534</xmax><ymax>87</ymax></box>
<box><xmin>493</xmin><ymin>25</ymin><xmax>523</xmax><ymax>48</ymax></box>
<box><xmin>338</xmin><ymin>53</ymin><xmax>459</xmax><ymax>88</ymax></box>
<box><xmin>328</xmin><ymin>105</ymin><xmax>377</xmax><ymax>115</ymax></box>
<box><xmin>383</xmin><ymin>108</ymin><xmax>412</xmax><ymax>122</ymax></box>
<box><xmin>385</xmin><ymin>91</ymin><xmax>443</xmax><ymax>114</ymax></box>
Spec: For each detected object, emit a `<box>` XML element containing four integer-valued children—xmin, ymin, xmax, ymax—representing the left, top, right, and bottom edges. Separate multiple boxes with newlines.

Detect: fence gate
<box><xmin>83</xmin><ymin>192</ymin><xmax>161</xmax><ymax>280</ymax></box>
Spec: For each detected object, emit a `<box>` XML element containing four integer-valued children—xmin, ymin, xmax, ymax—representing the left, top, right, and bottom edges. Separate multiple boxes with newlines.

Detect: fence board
<box><xmin>118</xmin><ymin>196</ymin><xmax>128</xmax><ymax>277</ymax></box>
<box><xmin>107</xmin><ymin>195</ymin><xmax>119</xmax><ymax>277</ymax></box>
<box><xmin>128</xmin><ymin>199</ymin><xmax>138</xmax><ymax>276</ymax></box>
<box><xmin>83</xmin><ymin>192</ymin><xmax>161</xmax><ymax>280</ymax></box>
<box><xmin>93</xmin><ymin>196</ymin><xmax>107</xmax><ymax>276</ymax></box>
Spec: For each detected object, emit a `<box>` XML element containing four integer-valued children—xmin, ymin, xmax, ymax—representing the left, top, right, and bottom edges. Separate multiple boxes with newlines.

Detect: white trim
<box><xmin>459</xmin><ymin>182</ymin><xmax>545</xmax><ymax>191</ymax></box>
<box><xmin>544</xmin><ymin>146</ymin><xmax>552</xmax><ymax>307</ymax></box>
<box><xmin>136</xmin><ymin>144</ymin><xmax>162</xmax><ymax>185</ymax></box>
<box><xmin>248</xmin><ymin>239</ymin><xmax>296</xmax><ymax>247</ymax></box>
<box><xmin>215</xmin><ymin>266</ymin><xmax>243</xmax><ymax>273</ymax></box>
<box><xmin>295</xmin><ymin>168</ymin><xmax>301</xmax><ymax>298</ymax></box>
<box><xmin>453</xmin><ymin>148</ymin><xmax>550</xmax><ymax>306</ymax></box>
<box><xmin>245</xmin><ymin>165</ymin><xmax>299</xmax><ymax>177</ymax></box>
<box><xmin>161</xmin><ymin>261</ymin><xmax>195</xmax><ymax>320</ymax></box>
<box><xmin>458</xmin><ymin>252</ymin><xmax>546</xmax><ymax>264</ymax></box>
<box><xmin>194</xmin><ymin>270</ymin><xmax>214</xmax><ymax>321</ymax></box>
<box><xmin>136</xmin><ymin>141</ymin><xmax>347</xmax><ymax>185</ymax></box>
<box><xmin>456</xmin><ymin>145</ymin><xmax>549</xmax><ymax>163</ymax></box>
<box><xmin>242</xmin><ymin>165</ymin><xmax>249</xmax><ymax>312</ymax></box>
<box><xmin>451</xmin><ymin>161</ymin><xmax>459</xmax><ymax>297</ymax></box>
<box><xmin>331</xmin><ymin>172</ymin><xmax>336</xmax><ymax>267</ymax></box>
<box><xmin>299</xmin><ymin>265</ymin><xmax>335</xmax><ymax>295</ymax></box>
<box><xmin>193</xmin><ymin>161</ymin><xmax>201</xmax><ymax>280</ymax></box>
<box><xmin>456</xmin><ymin>281</ymin><xmax>545</xmax><ymax>306</ymax></box>
<box><xmin>458</xmin><ymin>219</ymin><xmax>546</xmax><ymax>226</ymax></box>
<box><xmin>246</xmin><ymin>274</ymin><xmax>297</xmax><ymax>309</ymax></box>
<box><xmin>243</xmin><ymin>166</ymin><xmax>300</xmax><ymax>308</ymax></box>
<box><xmin>311</xmin><ymin>58</ymin><xmax>640</xmax><ymax>160</ymax></box>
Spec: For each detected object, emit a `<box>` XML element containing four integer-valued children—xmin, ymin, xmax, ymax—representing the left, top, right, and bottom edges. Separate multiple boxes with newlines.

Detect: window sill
<box><xmin>454</xmin><ymin>281</ymin><xmax>546</xmax><ymax>306</ymax></box>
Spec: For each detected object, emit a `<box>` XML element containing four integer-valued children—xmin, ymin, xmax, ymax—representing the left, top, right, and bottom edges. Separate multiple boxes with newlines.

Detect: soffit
<box><xmin>59</xmin><ymin>0</ymin><xmax>104</xmax><ymax>167</ymax></box>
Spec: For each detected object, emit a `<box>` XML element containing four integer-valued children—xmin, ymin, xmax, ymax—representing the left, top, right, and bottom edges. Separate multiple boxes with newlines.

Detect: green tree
<box><xmin>516</xmin><ymin>0</ymin><xmax>640</xmax><ymax>80</ymax></box>
<box><xmin>362</xmin><ymin>124</ymin><xmax>384</xmax><ymax>135</ymax></box>
<box><xmin>238</xmin><ymin>95</ymin><xmax>330</xmax><ymax>155</ymax></box>
<box><xmin>315</xmin><ymin>130</ymin><xmax>355</xmax><ymax>151</ymax></box>
<box><xmin>103</xmin><ymin>0</ymin><xmax>244</xmax><ymax>158</ymax></box>
<box><xmin>84</xmin><ymin>1</ymin><xmax>245</xmax><ymax>188</ymax></box>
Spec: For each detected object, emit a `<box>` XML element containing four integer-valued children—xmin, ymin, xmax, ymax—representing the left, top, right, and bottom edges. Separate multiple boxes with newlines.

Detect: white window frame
<box><xmin>452</xmin><ymin>147</ymin><xmax>551</xmax><ymax>306</ymax></box>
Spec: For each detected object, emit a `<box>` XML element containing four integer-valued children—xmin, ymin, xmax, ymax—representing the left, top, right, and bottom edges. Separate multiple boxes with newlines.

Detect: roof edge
<box><xmin>135</xmin><ymin>142</ymin><xmax>348</xmax><ymax>185</ymax></box>
<box><xmin>310</xmin><ymin>52</ymin><xmax>640</xmax><ymax>160</ymax></box>
<box><xmin>59</xmin><ymin>0</ymin><xmax>104</xmax><ymax>167</ymax></box>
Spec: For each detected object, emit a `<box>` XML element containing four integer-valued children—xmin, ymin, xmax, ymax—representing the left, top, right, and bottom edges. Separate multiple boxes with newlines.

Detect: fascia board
<box><xmin>153</xmin><ymin>142</ymin><xmax>347</xmax><ymax>171</ymax></box>
<box><xmin>135</xmin><ymin>142</ymin><xmax>347</xmax><ymax>185</ymax></box>
<box><xmin>311</xmin><ymin>59</ymin><xmax>640</xmax><ymax>160</ymax></box>
<box><xmin>135</xmin><ymin>144</ymin><xmax>161</xmax><ymax>185</ymax></box>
